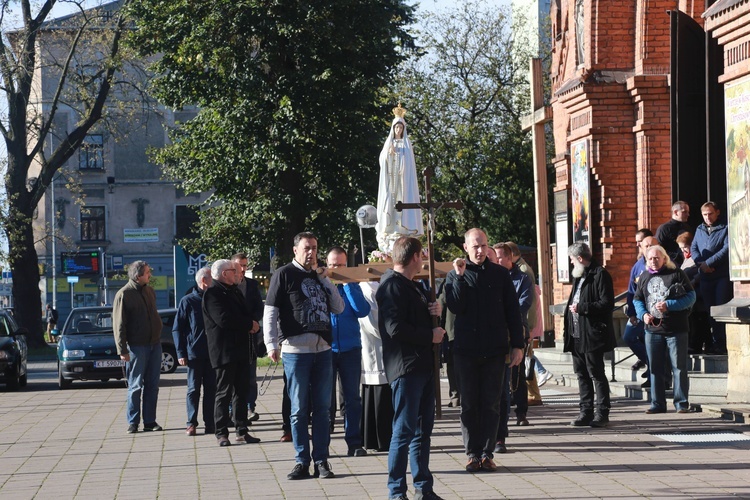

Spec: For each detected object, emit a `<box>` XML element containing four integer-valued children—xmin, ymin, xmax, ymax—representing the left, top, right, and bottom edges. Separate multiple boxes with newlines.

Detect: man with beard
<box><xmin>564</xmin><ymin>243</ymin><xmax>616</xmax><ymax>428</ymax></box>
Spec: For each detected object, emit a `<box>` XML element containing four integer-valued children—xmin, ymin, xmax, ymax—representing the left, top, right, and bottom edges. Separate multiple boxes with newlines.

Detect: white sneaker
<box><xmin>537</xmin><ymin>371</ymin><xmax>554</xmax><ymax>387</ymax></box>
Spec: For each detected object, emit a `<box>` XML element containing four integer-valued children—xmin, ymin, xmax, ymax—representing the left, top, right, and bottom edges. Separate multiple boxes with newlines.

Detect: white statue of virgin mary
<box><xmin>375</xmin><ymin>104</ymin><xmax>424</xmax><ymax>252</ymax></box>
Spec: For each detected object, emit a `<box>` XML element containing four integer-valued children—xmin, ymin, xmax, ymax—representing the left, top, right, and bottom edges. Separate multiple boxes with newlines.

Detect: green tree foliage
<box><xmin>128</xmin><ymin>0</ymin><xmax>416</xmax><ymax>263</ymax></box>
<box><xmin>388</xmin><ymin>0</ymin><xmax>536</xmax><ymax>252</ymax></box>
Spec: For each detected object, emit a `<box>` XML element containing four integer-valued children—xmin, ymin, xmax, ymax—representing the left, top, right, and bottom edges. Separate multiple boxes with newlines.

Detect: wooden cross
<box><xmin>520</xmin><ymin>57</ymin><xmax>554</xmax><ymax>337</ymax></box>
<box><xmin>396</xmin><ymin>166</ymin><xmax>463</xmax><ymax>419</ymax></box>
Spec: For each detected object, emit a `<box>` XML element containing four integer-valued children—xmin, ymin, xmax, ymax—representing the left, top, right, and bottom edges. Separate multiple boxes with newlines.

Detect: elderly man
<box><xmin>445</xmin><ymin>229</ymin><xmax>524</xmax><ymax>473</ymax></box>
<box><xmin>173</xmin><ymin>266</ymin><xmax>216</xmax><ymax>436</ymax></box>
<box><xmin>691</xmin><ymin>201</ymin><xmax>731</xmax><ymax>354</ymax></box>
<box><xmin>113</xmin><ymin>260</ymin><xmax>163</xmax><ymax>434</ymax></box>
<box><xmin>203</xmin><ymin>259</ymin><xmax>260</xmax><ymax>447</ymax></box>
<box><xmin>326</xmin><ymin>246</ymin><xmax>370</xmax><ymax>457</ymax></box>
<box><xmin>655</xmin><ymin>201</ymin><xmax>691</xmax><ymax>265</ymax></box>
<box><xmin>377</xmin><ymin>236</ymin><xmax>445</xmax><ymax>500</ymax></box>
<box><xmin>264</xmin><ymin>232</ymin><xmax>344</xmax><ymax>480</ymax></box>
<box><xmin>564</xmin><ymin>243</ymin><xmax>616</xmax><ymax>428</ymax></box>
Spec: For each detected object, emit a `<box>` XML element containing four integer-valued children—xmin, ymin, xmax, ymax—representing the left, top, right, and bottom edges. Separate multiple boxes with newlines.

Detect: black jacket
<box><xmin>203</xmin><ymin>280</ymin><xmax>254</xmax><ymax>368</ymax></box>
<box><xmin>445</xmin><ymin>259</ymin><xmax>525</xmax><ymax>358</ymax></box>
<box><xmin>376</xmin><ymin>269</ymin><xmax>435</xmax><ymax>382</ymax></box>
<box><xmin>563</xmin><ymin>261</ymin><xmax>616</xmax><ymax>354</ymax></box>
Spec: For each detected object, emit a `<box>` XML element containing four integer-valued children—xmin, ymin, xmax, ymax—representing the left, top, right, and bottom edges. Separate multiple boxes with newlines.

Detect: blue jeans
<box><xmin>623</xmin><ymin>320</ymin><xmax>650</xmax><ymax>377</ymax></box>
<box><xmin>388</xmin><ymin>370</ymin><xmax>435</xmax><ymax>499</ymax></box>
<box><xmin>283</xmin><ymin>350</ymin><xmax>333</xmax><ymax>465</ymax></box>
<box><xmin>186</xmin><ymin>357</ymin><xmax>216</xmax><ymax>428</ymax></box>
<box><xmin>126</xmin><ymin>344</ymin><xmax>162</xmax><ymax>426</ymax></box>
<box><xmin>330</xmin><ymin>348</ymin><xmax>364</xmax><ymax>449</ymax></box>
<box><xmin>645</xmin><ymin>331</ymin><xmax>689</xmax><ymax>411</ymax></box>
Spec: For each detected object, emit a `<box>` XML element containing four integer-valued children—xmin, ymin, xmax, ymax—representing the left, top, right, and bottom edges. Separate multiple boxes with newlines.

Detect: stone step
<box><xmin>532</xmin><ymin>345</ymin><xmax>728</xmax><ymax>405</ymax></box>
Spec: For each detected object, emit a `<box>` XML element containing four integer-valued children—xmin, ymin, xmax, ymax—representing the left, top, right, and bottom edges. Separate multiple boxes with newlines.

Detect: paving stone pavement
<box><xmin>1</xmin><ymin>360</ymin><xmax>750</xmax><ymax>499</ymax></box>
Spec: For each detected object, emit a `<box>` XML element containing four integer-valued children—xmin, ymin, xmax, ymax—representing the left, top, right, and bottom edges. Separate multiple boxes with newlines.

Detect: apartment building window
<box><xmin>81</xmin><ymin>206</ymin><xmax>106</xmax><ymax>241</ymax></box>
<box><xmin>79</xmin><ymin>134</ymin><xmax>104</xmax><ymax>170</ymax></box>
<box><xmin>175</xmin><ymin>205</ymin><xmax>200</xmax><ymax>240</ymax></box>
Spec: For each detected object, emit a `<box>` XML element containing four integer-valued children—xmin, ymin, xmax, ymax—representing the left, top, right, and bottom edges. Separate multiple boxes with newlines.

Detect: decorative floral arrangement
<box><xmin>368</xmin><ymin>250</ymin><xmax>391</xmax><ymax>263</ymax></box>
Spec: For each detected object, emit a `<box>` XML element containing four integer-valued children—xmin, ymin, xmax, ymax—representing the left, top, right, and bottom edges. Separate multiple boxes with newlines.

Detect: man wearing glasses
<box><xmin>203</xmin><ymin>259</ymin><xmax>261</xmax><ymax>447</ymax></box>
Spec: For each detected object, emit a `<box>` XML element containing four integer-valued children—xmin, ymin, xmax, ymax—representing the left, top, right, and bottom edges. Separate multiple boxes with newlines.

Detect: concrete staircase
<box><xmin>533</xmin><ymin>343</ymin><xmax>728</xmax><ymax>406</ymax></box>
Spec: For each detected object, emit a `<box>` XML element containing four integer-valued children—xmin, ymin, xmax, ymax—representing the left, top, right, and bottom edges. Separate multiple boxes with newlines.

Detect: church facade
<box><xmin>548</xmin><ymin>0</ymin><xmax>750</xmax><ymax>401</ymax></box>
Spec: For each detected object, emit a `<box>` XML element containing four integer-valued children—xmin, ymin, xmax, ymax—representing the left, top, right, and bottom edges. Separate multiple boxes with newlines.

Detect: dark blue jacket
<box><xmin>172</xmin><ymin>288</ymin><xmax>209</xmax><ymax>360</ymax></box>
<box><xmin>508</xmin><ymin>263</ymin><xmax>533</xmax><ymax>335</ymax></box>
<box><xmin>691</xmin><ymin>217</ymin><xmax>729</xmax><ymax>280</ymax></box>
<box><xmin>626</xmin><ymin>257</ymin><xmax>647</xmax><ymax>317</ymax></box>
<box><xmin>330</xmin><ymin>283</ymin><xmax>370</xmax><ymax>353</ymax></box>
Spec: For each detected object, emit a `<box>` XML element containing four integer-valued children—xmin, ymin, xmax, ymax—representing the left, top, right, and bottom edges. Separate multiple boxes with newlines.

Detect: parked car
<box><xmin>0</xmin><ymin>309</ymin><xmax>28</xmax><ymax>390</ymax></box>
<box><xmin>57</xmin><ymin>306</ymin><xmax>178</xmax><ymax>389</ymax></box>
<box><xmin>158</xmin><ymin>308</ymin><xmax>178</xmax><ymax>374</ymax></box>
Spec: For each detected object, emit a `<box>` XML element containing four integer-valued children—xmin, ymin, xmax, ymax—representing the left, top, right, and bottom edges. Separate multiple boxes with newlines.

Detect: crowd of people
<box><xmin>108</xmin><ymin>206</ymin><xmax>725</xmax><ymax>499</ymax></box>
<box><xmin>621</xmin><ymin>200</ymin><xmax>730</xmax><ymax>415</ymax></box>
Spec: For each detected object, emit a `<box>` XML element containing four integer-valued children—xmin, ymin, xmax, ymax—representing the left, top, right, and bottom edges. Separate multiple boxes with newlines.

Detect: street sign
<box><xmin>67</xmin><ymin>276</ymin><xmax>79</xmax><ymax>284</ymax></box>
<box><xmin>61</xmin><ymin>251</ymin><xmax>101</xmax><ymax>276</ymax></box>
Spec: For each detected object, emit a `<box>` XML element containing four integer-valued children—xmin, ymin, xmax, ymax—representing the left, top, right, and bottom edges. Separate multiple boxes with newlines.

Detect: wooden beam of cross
<box><xmin>396</xmin><ymin>166</ymin><xmax>462</xmax><ymax>419</ymax></box>
<box><xmin>521</xmin><ymin>57</ymin><xmax>555</xmax><ymax>338</ymax></box>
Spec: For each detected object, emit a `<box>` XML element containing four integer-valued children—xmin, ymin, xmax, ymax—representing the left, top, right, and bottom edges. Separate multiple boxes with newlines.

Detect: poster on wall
<box><xmin>554</xmin><ymin>190</ymin><xmax>571</xmax><ymax>283</ymax></box>
<box><xmin>570</xmin><ymin>138</ymin><xmax>590</xmax><ymax>248</ymax></box>
<box><xmin>173</xmin><ymin>245</ymin><xmax>209</xmax><ymax>299</ymax></box>
<box><xmin>725</xmin><ymin>75</ymin><xmax>750</xmax><ymax>281</ymax></box>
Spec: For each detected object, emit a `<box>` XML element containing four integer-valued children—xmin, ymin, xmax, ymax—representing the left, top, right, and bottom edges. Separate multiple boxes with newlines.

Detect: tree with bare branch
<box><xmin>1</xmin><ymin>0</ymin><xmax>134</xmax><ymax>346</ymax></box>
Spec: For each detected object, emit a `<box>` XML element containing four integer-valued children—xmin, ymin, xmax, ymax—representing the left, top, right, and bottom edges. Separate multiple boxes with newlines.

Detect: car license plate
<box><xmin>94</xmin><ymin>360</ymin><xmax>125</xmax><ymax>368</ymax></box>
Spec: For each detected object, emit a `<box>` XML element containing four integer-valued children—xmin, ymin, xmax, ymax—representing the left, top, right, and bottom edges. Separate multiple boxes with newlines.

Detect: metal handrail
<box><xmin>610</xmin><ymin>290</ymin><xmax>633</xmax><ymax>382</ymax></box>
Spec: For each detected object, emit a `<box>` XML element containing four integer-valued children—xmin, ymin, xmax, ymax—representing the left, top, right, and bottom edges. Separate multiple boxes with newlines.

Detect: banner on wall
<box><xmin>555</xmin><ymin>190</ymin><xmax>571</xmax><ymax>283</ymax></box>
<box><xmin>570</xmin><ymin>138</ymin><xmax>590</xmax><ymax>248</ymax></box>
<box><xmin>726</xmin><ymin>75</ymin><xmax>750</xmax><ymax>280</ymax></box>
<box><xmin>173</xmin><ymin>245</ymin><xmax>209</xmax><ymax>299</ymax></box>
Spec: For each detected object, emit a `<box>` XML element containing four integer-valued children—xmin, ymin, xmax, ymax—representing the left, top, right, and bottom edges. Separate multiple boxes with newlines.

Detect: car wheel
<box><xmin>58</xmin><ymin>363</ymin><xmax>72</xmax><ymax>390</ymax></box>
<box><xmin>161</xmin><ymin>346</ymin><xmax>177</xmax><ymax>374</ymax></box>
<box><xmin>6</xmin><ymin>364</ymin><xmax>20</xmax><ymax>391</ymax></box>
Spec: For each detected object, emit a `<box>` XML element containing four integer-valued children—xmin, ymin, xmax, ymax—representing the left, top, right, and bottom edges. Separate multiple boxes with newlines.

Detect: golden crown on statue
<box><xmin>392</xmin><ymin>102</ymin><xmax>407</xmax><ymax>119</ymax></box>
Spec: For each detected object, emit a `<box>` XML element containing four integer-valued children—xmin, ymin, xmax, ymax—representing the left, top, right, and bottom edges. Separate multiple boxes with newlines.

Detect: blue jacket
<box><xmin>330</xmin><ymin>283</ymin><xmax>370</xmax><ymax>353</ymax></box>
<box><xmin>172</xmin><ymin>288</ymin><xmax>209</xmax><ymax>360</ymax></box>
<box><xmin>691</xmin><ymin>217</ymin><xmax>729</xmax><ymax>280</ymax></box>
<box><xmin>626</xmin><ymin>257</ymin><xmax>647</xmax><ymax>317</ymax></box>
<box><xmin>508</xmin><ymin>263</ymin><xmax>533</xmax><ymax>335</ymax></box>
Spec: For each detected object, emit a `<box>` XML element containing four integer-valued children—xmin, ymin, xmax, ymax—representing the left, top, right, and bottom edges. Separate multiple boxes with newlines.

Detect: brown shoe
<box><xmin>280</xmin><ymin>432</ymin><xmax>292</xmax><ymax>442</ymax></box>
<box><xmin>465</xmin><ymin>456</ymin><xmax>482</xmax><ymax>473</ymax></box>
<box><xmin>186</xmin><ymin>425</ymin><xmax>197</xmax><ymax>436</ymax></box>
<box><xmin>527</xmin><ymin>399</ymin><xmax>543</xmax><ymax>406</ymax></box>
<box><xmin>480</xmin><ymin>456</ymin><xmax>497</xmax><ymax>472</ymax></box>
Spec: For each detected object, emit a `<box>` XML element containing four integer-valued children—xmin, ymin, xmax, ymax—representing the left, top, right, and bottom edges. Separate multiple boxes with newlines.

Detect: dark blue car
<box><xmin>0</xmin><ymin>309</ymin><xmax>28</xmax><ymax>390</ymax></box>
<box><xmin>57</xmin><ymin>307</ymin><xmax>178</xmax><ymax>389</ymax></box>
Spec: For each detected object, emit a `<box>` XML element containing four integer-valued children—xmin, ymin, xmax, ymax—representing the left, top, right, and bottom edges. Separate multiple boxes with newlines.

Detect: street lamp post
<box><xmin>355</xmin><ymin>205</ymin><xmax>377</xmax><ymax>264</ymax></box>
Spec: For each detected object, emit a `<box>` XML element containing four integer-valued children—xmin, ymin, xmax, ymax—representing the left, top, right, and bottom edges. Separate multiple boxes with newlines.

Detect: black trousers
<box><xmin>214</xmin><ymin>359</ymin><xmax>250</xmax><ymax>438</ymax></box>
<box><xmin>571</xmin><ymin>348</ymin><xmax>610</xmax><ymax>415</ymax></box>
<box><xmin>454</xmin><ymin>353</ymin><xmax>505</xmax><ymax>458</ymax></box>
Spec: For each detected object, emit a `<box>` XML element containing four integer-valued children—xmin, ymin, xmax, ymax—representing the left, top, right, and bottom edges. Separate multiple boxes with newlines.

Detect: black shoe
<box><xmin>248</xmin><ymin>411</ymin><xmax>260</xmax><ymax>422</ymax></box>
<box><xmin>571</xmin><ymin>412</ymin><xmax>594</xmax><ymax>426</ymax></box>
<box><xmin>217</xmin><ymin>436</ymin><xmax>231</xmax><ymax>447</ymax></box>
<box><xmin>143</xmin><ymin>423</ymin><xmax>163</xmax><ymax>432</ymax></box>
<box><xmin>494</xmin><ymin>440</ymin><xmax>507</xmax><ymax>454</ymax></box>
<box><xmin>127</xmin><ymin>424</ymin><xmax>138</xmax><ymax>434</ymax></box>
<box><xmin>415</xmin><ymin>490</ymin><xmax>445</xmax><ymax>500</ymax></box>
<box><xmin>631</xmin><ymin>360</ymin><xmax>646</xmax><ymax>370</ymax></box>
<box><xmin>313</xmin><ymin>460</ymin><xmax>334</xmax><ymax>478</ymax></box>
<box><xmin>641</xmin><ymin>380</ymin><xmax>651</xmax><ymax>388</ymax></box>
<box><xmin>348</xmin><ymin>447</ymin><xmax>367</xmax><ymax>457</ymax></box>
<box><xmin>236</xmin><ymin>433</ymin><xmax>261</xmax><ymax>444</ymax></box>
<box><xmin>590</xmin><ymin>414</ymin><xmax>609</xmax><ymax>428</ymax></box>
<box><xmin>287</xmin><ymin>463</ymin><xmax>310</xmax><ymax>480</ymax></box>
